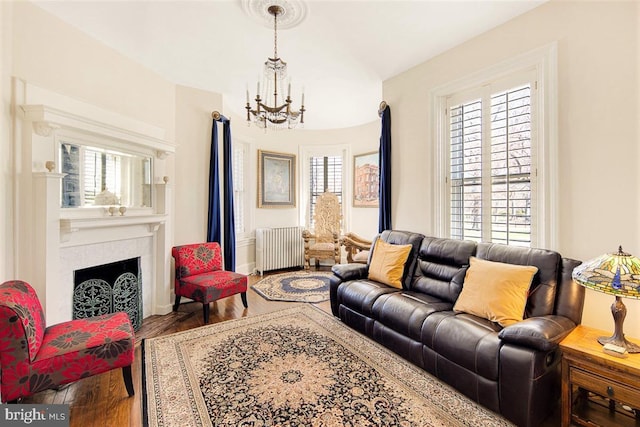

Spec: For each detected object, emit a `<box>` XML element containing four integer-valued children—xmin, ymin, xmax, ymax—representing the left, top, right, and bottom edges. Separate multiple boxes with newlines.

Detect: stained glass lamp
<box><xmin>572</xmin><ymin>246</ymin><xmax>640</xmax><ymax>353</ymax></box>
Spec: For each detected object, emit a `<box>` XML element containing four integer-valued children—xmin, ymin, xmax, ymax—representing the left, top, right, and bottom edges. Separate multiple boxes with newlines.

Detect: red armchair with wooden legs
<box><xmin>0</xmin><ymin>280</ymin><xmax>135</xmax><ymax>403</ymax></box>
<box><xmin>172</xmin><ymin>242</ymin><xmax>248</xmax><ymax>323</ymax></box>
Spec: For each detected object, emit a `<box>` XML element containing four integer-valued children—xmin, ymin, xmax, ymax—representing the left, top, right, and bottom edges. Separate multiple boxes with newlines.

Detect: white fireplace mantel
<box><xmin>15</xmin><ymin>81</ymin><xmax>175</xmax><ymax>325</ymax></box>
<box><xmin>60</xmin><ymin>214</ymin><xmax>167</xmax><ymax>244</ymax></box>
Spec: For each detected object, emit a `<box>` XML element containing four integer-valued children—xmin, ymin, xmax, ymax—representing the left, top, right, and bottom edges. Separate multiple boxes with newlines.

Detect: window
<box><xmin>309</xmin><ymin>155</ymin><xmax>342</xmax><ymax>229</ymax></box>
<box><xmin>449</xmin><ymin>83</ymin><xmax>533</xmax><ymax>246</ymax></box>
<box><xmin>232</xmin><ymin>142</ymin><xmax>249</xmax><ymax>237</ymax></box>
<box><xmin>434</xmin><ymin>44</ymin><xmax>558</xmax><ymax>248</ymax></box>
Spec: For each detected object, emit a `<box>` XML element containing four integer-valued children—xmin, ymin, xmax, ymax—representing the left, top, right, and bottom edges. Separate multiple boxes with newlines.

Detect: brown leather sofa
<box><xmin>330</xmin><ymin>230</ymin><xmax>585</xmax><ymax>427</ymax></box>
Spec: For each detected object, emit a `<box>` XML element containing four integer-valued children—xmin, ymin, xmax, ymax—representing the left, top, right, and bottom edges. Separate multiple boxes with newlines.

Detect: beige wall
<box><xmin>383</xmin><ymin>0</ymin><xmax>640</xmax><ymax>336</ymax></box>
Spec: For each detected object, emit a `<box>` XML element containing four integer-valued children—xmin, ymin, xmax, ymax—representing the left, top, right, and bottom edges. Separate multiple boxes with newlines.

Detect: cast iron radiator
<box><xmin>255</xmin><ymin>226</ymin><xmax>305</xmax><ymax>275</ymax></box>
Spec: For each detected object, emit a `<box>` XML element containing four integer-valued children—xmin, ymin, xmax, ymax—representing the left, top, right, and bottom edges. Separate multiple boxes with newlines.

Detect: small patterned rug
<box><xmin>142</xmin><ymin>305</ymin><xmax>513</xmax><ymax>427</ymax></box>
<box><xmin>251</xmin><ymin>270</ymin><xmax>333</xmax><ymax>303</ymax></box>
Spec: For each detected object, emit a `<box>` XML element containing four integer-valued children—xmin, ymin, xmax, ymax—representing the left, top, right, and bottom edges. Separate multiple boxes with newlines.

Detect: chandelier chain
<box><xmin>273</xmin><ymin>10</ymin><xmax>278</xmax><ymax>59</ymax></box>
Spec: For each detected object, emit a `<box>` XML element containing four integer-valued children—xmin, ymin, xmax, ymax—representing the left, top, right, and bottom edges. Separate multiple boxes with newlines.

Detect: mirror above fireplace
<box><xmin>59</xmin><ymin>141</ymin><xmax>152</xmax><ymax>209</ymax></box>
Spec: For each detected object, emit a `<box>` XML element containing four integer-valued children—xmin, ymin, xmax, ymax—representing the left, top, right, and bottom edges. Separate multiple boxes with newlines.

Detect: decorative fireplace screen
<box><xmin>73</xmin><ymin>257</ymin><xmax>142</xmax><ymax>330</ymax></box>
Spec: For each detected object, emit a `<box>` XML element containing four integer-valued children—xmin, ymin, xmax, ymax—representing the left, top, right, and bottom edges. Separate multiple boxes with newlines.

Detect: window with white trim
<box><xmin>434</xmin><ymin>45</ymin><xmax>558</xmax><ymax>249</ymax></box>
<box><xmin>309</xmin><ymin>155</ymin><xmax>342</xmax><ymax>229</ymax></box>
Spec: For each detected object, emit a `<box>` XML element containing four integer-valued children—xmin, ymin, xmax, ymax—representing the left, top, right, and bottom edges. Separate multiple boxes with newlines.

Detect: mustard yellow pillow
<box><xmin>368</xmin><ymin>240</ymin><xmax>412</xmax><ymax>289</ymax></box>
<box><xmin>453</xmin><ymin>257</ymin><xmax>538</xmax><ymax>327</ymax></box>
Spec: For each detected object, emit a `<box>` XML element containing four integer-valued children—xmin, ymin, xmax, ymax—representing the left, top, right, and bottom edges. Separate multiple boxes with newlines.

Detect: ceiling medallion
<box><xmin>240</xmin><ymin>0</ymin><xmax>308</xmax><ymax>30</ymax></box>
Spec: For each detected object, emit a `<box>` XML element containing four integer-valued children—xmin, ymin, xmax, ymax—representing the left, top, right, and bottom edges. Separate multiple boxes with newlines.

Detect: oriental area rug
<box><xmin>142</xmin><ymin>305</ymin><xmax>512</xmax><ymax>427</ymax></box>
<box><xmin>251</xmin><ymin>270</ymin><xmax>333</xmax><ymax>303</ymax></box>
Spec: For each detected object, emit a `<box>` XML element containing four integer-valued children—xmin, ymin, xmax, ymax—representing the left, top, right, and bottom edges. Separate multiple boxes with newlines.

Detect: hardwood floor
<box><xmin>21</xmin><ymin>270</ymin><xmax>332</xmax><ymax>427</ymax></box>
<box><xmin>20</xmin><ymin>268</ymin><xmax>561</xmax><ymax>426</ymax></box>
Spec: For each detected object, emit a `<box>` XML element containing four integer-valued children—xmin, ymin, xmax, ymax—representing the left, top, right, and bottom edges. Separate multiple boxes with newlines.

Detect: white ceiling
<box><xmin>34</xmin><ymin>0</ymin><xmax>547</xmax><ymax>129</ymax></box>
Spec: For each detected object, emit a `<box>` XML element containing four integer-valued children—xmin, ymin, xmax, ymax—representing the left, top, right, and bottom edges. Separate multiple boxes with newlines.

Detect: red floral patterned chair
<box><xmin>172</xmin><ymin>242</ymin><xmax>248</xmax><ymax>323</ymax></box>
<box><xmin>0</xmin><ymin>280</ymin><xmax>135</xmax><ymax>403</ymax></box>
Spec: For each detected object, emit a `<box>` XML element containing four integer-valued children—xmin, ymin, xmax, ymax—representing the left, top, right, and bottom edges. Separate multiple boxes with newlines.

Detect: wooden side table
<box><xmin>560</xmin><ymin>325</ymin><xmax>640</xmax><ymax>426</ymax></box>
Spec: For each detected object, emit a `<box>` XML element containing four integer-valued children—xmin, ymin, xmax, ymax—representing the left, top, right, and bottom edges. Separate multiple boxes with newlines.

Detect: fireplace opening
<box><xmin>73</xmin><ymin>257</ymin><xmax>142</xmax><ymax>330</ymax></box>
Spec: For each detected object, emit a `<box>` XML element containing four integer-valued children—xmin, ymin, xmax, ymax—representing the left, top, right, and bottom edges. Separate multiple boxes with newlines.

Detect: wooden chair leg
<box><xmin>203</xmin><ymin>303</ymin><xmax>210</xmax><ymax>323</ymax></box>
<box><xmin>122</xmin><ymin>365</ymin><xmax>134</xmax><ymax>397</ymax></box>
<box><xmin>173</xmin><ymin>295</ymin><xmax>181</xmax><ymax>311</ymax></box>
<box><xmin>241</xmin><ymin>292</ymin><xmax>248</xmax><ymax>308</ymax></box>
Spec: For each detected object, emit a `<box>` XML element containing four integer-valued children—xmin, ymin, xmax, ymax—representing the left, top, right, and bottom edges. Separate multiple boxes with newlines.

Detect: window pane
<box><xmin>450</xmin><ymin>99</ymin><xmax>482</xmax><ymax>242</ymax></box>
<box><xmin>490</xmin><ymin>84</ymin><xmax>532</xmax><ymax>246</ymax></box>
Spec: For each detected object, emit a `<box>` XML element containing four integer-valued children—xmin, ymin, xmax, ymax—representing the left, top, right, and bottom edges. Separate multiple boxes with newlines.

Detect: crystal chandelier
<box><xmin>246</xmin><ymin>5</ymin><xmax>305</xmax><ymax>130</ymax></box>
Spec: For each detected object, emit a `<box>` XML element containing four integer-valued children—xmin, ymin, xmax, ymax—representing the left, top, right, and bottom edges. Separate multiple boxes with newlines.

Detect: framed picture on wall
<box><xmin>258</xmin><ymin>150</ymin><xmax>296</xmax><ymax>208</ymax></box>
<box><xmin>353</xmin><ymin>151</ymin><xmax>379</xmax><ymax>208</ymax></box>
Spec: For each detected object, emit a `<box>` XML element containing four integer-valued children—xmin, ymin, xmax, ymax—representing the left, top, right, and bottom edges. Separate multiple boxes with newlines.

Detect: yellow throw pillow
<box><xmin>453</xmin><ymin>257</ymin><xmax>538</xmax><ymax>327</ymax></box>
<box><xmin>368</xmin><ymin>240</ymin><xmax>412</xmax><ymax>289</ymax></box>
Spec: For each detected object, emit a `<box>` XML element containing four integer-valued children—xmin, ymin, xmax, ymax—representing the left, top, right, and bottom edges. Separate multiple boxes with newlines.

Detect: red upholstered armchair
<box><xmin>0</xmin><ymin>280</ymin><xmax>135</xmax><ymax>403</ymax></box>
<box><xmin>172</xmin><ymin>242</ymin><xmax>248</xmax><ymax>323</ymax></box>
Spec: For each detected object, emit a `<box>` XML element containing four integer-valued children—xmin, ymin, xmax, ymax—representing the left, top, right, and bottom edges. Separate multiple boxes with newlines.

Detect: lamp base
<box><xmin>598</xmin><ymin>296</ymin><xmax>640</xmax><ymax>354</ymax></box>
<box><xmin>597</xmin><ymin>335</ymin><xmax>640</xmax><ymax>354</ymax></box>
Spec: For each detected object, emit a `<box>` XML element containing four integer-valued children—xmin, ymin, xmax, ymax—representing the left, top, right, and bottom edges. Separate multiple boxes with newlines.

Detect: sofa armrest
<box><xmin>331</xmin><ymin>263</ymin><xmax>368</xmax><ymax>281</ymax></box>
<box><xmin>329</xmin><ymin>264</ymin><xmax>369</xmax><ymax>317</ymax></box>
<box><xmin>498</xmin><ymin>315</ymin><xmax>577</xmax><ymax>351</ymax></box>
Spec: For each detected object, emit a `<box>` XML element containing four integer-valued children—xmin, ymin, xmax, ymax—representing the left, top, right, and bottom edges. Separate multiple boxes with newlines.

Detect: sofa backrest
<box><xmin>370</xmin><ymin>233</ymin><xmax>585</xmax><ymax>323</ymax></box>
<box><xmin>376</xmin><ymin>230</ymin><xmax>425</xmax><ymax>289</ymax></box>
<box><xmin>556</xmin><ymin>257</ymin><xmax>585</xmax><ymax>325</ymax></box>
<box><xmin>476</xmin><ymin>242</ymin><xmax>562</xmax><ymax>318</ymax></box>
<box><xmin>411</xmin><ymin>237</ymin><xmax>477</xmax><ymax>303</ymax></box>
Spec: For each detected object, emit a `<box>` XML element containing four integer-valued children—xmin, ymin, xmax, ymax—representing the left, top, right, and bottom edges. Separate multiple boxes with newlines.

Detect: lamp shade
<box><xmin>572</xmin><ymin>246</ymin><xmax>640</xmax><ymax>299</ymax></box>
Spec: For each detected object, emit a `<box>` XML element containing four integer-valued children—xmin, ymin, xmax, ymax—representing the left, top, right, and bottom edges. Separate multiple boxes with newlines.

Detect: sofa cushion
<box><xmin>411</xmin><ymin>237</ymin><xmax>476</xmax><ymax>303</ymax></box>
<box><xmin>177</xmin><ymin>271</ymin><xmax>248</xmax><ymax>302</ymax></box>
<box><xmin>454</xmin><ymin>257</ymin><xmax>538</xmax><ymax>327</ymax></box>
<box><xmin>477</xmin><ymin>243</ymin><xmax>561</xmax><ymax>318</ymax></box>
<box><xmin>336</xmin><ymin>279</ymin><xmax>399</xmax><ymax>317</ymax></box>
<box><xmin>430</xmin><ymin>313</ymin><xmax>502</xmax><ymax>380</ymax></box>
<box><xmin>368</xmin><ymin>240</ymin><xmax>412</xmax><ymax>288</ymax></box>
<box><xmin>371</xmin><ymin>291</ymin><xmax>453</xmax><ymax>341</ymax></box>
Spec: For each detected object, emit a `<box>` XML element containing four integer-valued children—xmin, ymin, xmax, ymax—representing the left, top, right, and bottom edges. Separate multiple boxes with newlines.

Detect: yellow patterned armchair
<box><xmin>302</xmin><ymin>191</ymin><xmax>342</xmax><ymax>269</ymax></box>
